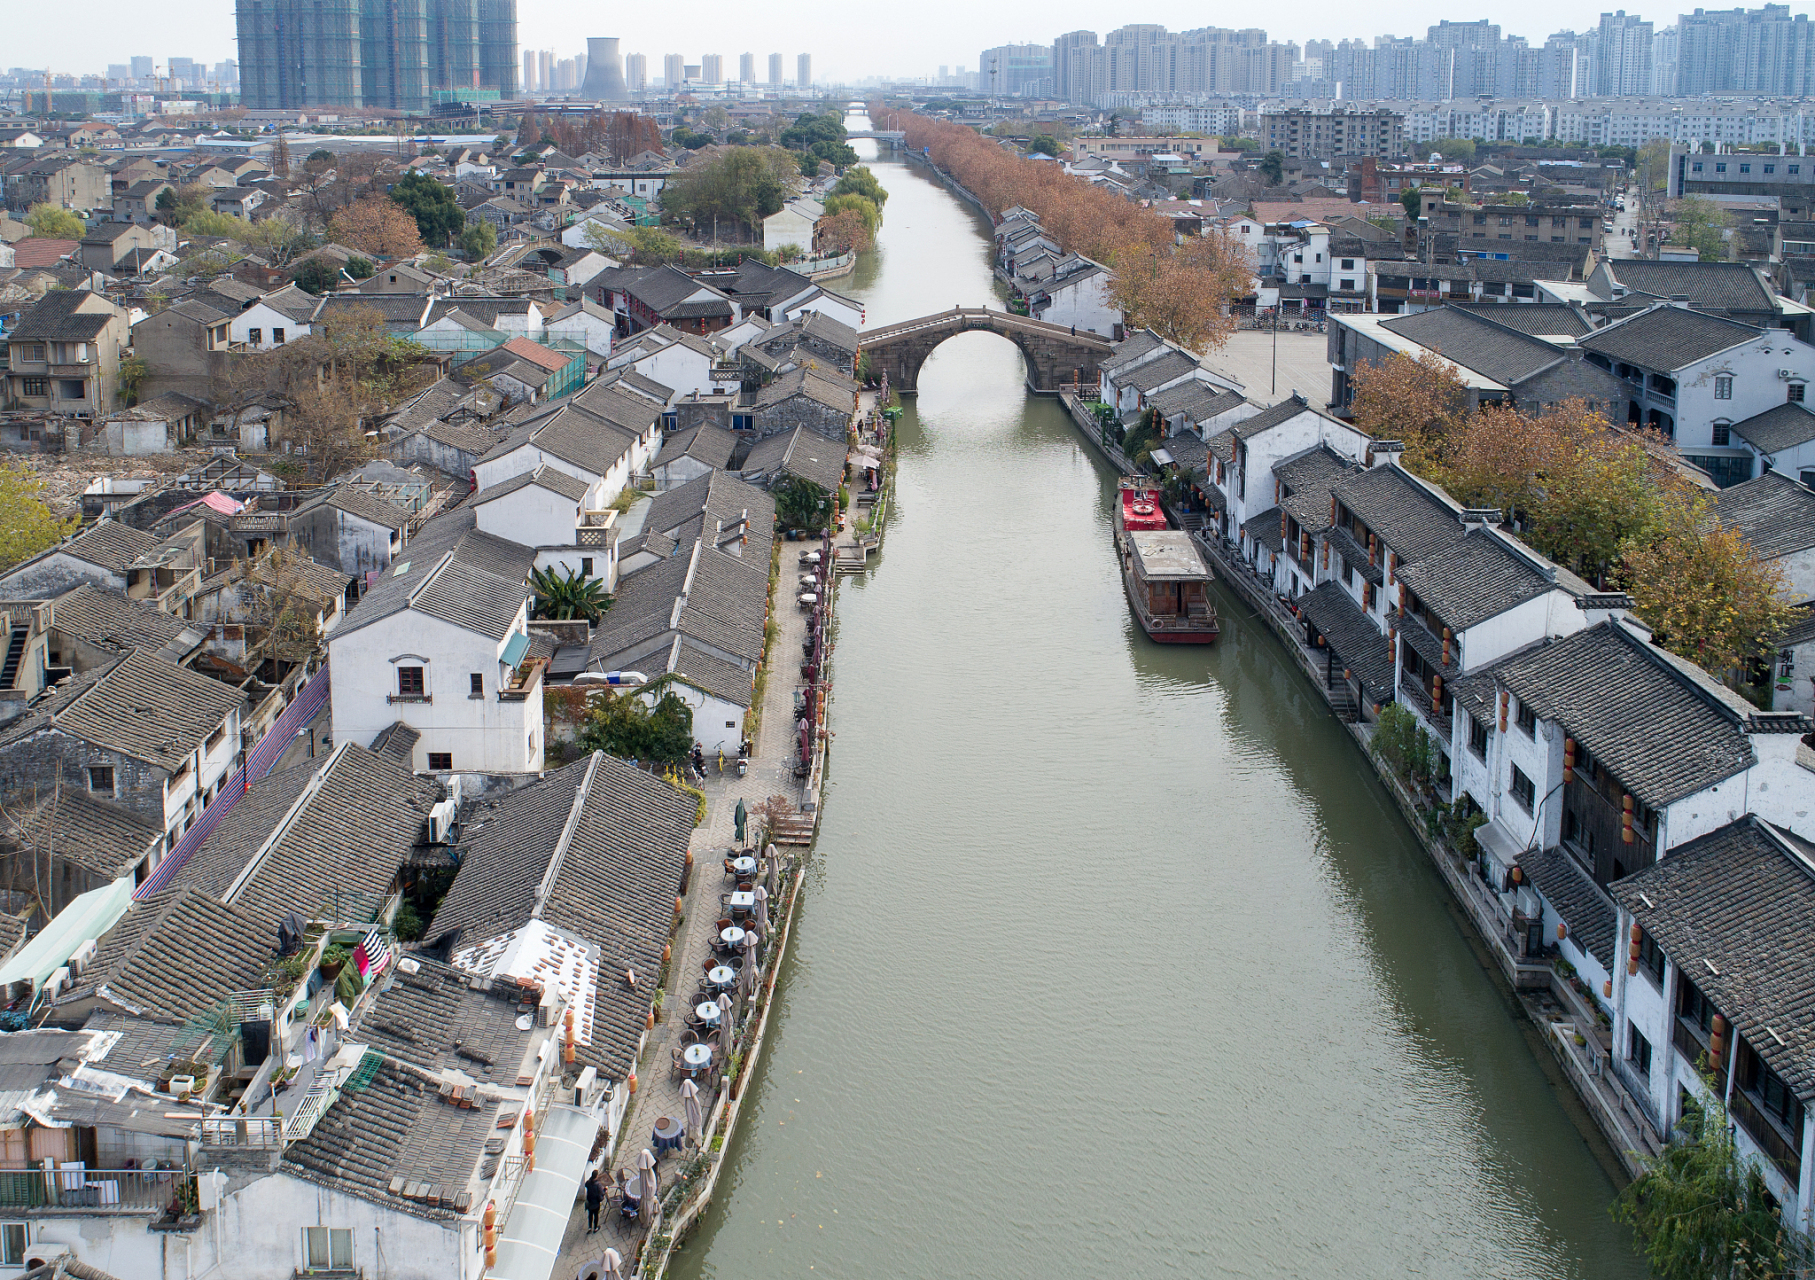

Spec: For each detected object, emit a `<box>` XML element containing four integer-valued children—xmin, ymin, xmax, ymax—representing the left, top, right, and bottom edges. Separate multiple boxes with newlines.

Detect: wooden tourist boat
<box><xmin>1114</xmin><ymin>478</ymin><xmax>1219</xmax><ymax>644</ymax></box>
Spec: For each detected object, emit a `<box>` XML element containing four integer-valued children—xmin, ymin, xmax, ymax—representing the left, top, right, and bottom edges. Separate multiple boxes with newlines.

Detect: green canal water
<box><xmin>666</xmin><ymin>118</ymin><xmax>1646</xmax><ymax>1280</ymax></box>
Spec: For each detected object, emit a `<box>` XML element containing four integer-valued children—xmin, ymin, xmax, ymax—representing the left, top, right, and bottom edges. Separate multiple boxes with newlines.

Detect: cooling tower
<box><xmin>580</xmin><ymin>37</ymin><xmax>628</xmax><ymax>100</ymax></box>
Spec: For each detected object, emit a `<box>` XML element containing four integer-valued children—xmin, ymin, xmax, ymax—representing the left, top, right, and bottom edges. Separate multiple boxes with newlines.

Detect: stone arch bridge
<box><xmin>857</xmin><ymin>307</ymin><xmax>1114</xmax><ymax>395</ymax></box>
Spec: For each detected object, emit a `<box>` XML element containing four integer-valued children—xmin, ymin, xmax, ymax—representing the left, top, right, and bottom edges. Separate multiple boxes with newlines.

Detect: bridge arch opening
<box><xmin>857</xmin><ymin>307</ymin><xmax>1112</xmax><ymax>397</ymax></box>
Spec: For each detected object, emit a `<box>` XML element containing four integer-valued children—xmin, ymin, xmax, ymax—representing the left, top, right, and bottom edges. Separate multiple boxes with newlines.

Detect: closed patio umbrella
<box><xmin>720</xmin><ymin>984</ymin><xmax>738</xmax><ymax>1058</ymax></box>
<box><xmin>765</xmin><ymin>844</ymin><xmax>780</xmax><ymax>897</ymax></box>
<box><xmin>603</xmin><ymin>1247</ymin><xmax>624</xmax><ymax>1280</ymax></box>
<box><xmin>680</xmin><ymin>1077</ymin><xmax>703</xmax><ymax>1148</ymax></box>
<box><xmin>638</xmin><ymin>1148</ymin><xmax>658</xmax><ymax>1224</ymax></box>
<box><xmin>734</xmin><ymin>797</ymin><xmax>747</xmax><ymax>845</ymax></box>
<box><xmin>738</xmin><ymin>931</ymin><xmax>759</xmax><ymax>1002</ymax></box>
<box><xmin>753</xmin><ymin>883</ymin><xmax>769</xmax><ymax>933</ymax></box>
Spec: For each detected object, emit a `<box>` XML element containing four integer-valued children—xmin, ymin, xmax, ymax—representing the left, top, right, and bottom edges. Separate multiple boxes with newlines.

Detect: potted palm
<box><xmin>319</xmin><ymin>945</ymin><xmax>351</xmax><ymax>980</ymax></box>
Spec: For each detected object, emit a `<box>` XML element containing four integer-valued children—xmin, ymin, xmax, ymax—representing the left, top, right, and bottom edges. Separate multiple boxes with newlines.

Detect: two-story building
<box><xmin>1576</xmin><ymin>303</ymin><xmax>1815</xmax><ymax>487</ymax></box>
<box><xmin>470</xmin><ymin>378</ymin><xmax>662</xmax><ymax>506</ymax></box>
<box><xmin>327</xmin><ymin>508</ymin><xmax>542</xmax><ymax>774</ymax></box>
<box><xmin>4</xmin><ymin>292</ymin><xmax>131</xmax><ymax>419</ymax></box>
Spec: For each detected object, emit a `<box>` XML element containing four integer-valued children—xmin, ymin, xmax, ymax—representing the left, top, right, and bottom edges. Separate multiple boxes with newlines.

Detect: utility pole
<box><xmin>1271</xmin><ymin>301</ymin><xmax>1278</xmax><ymax>398</ymax></box>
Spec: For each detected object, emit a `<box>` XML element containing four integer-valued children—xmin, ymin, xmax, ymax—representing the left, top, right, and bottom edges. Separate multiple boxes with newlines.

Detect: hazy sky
<box><xmin>15</xmin><ymin>0</ymin><xmax>1807</xmax><ymax>82</ymax></box>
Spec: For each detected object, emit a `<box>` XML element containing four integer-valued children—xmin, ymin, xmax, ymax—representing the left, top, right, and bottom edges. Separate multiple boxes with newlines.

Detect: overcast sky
<box><xmin>16</xmin><ymin>1</ymin><xmax>1806</xmax><ymax>82</ymax></box>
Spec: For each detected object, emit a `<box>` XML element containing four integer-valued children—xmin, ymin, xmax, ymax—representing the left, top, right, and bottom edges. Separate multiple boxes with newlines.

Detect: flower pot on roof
<box><xmin>319</xmin><ymin>945</ymin><xmax>351</xmax><ymax>980</ymax></box>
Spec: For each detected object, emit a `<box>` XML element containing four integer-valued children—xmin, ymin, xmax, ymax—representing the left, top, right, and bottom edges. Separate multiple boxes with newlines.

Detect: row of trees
<box><xmin>514</xmin><ymin>110</ymin><xmax>663</xmax><ymax>163</ymax></box>
<box><xmin>888</xmin><ymin>105</ymin><xmax>1249</xmax><ymax>351</ymax></box>
<box><xmin>1347</xmin><ymin>352</ymin><xmax>1790</xmax><ymax>680</ymax></box>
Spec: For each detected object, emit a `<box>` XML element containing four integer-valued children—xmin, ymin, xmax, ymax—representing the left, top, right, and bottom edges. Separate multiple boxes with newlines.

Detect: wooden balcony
<box><xmin>1731</xmin><ymin>1085</ymin><xmax>1803</xmax><ymax>1187</ymax></box>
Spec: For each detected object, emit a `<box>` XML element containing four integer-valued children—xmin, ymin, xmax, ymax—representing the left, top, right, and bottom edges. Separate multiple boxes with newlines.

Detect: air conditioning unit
<box><xmin>42</xmin><ymin>966</ymin><xmax>70</xmax><ymax>1000</ymax></box>
<box><xmin>67</xmin><ymin>938</ymin><xmax>96</xmax><ymax>978</ymax></box>
<box><xmin>427</xmin><ymin>797</ymin><xmax>458</xmax><ymax>845</ymax></box>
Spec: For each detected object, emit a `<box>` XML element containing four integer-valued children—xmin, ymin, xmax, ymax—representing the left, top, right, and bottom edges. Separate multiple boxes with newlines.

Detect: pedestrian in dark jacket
<box><xmin>585</xmin><ymin>1170</ymin><xmax>604</xmax><ymax>1232</ymax></box>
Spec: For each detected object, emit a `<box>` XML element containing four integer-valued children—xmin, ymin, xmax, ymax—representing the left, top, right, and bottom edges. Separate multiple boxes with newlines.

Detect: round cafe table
<box><xmin>652</xmin><ymin>1115</ymin><xmax>684</xmax><ymax>1154</ymax></box>
<box><xmin>720</xmin><ymin>926</ymin><xmax>746</xmax><ymax>947</ymax></box>
<box><xmin>707</xmin><ymin>966</ymin><xmax>737</xmax><ymax>988</ymax></box>
<box><xmin>731</xmin><ymin>856</ymin><xmax>757</xmax><ymax>876</ymax></box>
<box><xmin>695</xmin><ymin>1001</ymin><xmax>721</xmax><ymax>1026</ymax></box>
<box><xmin>682</xmin><ymin>1043</ymin><xmax>712</xmax><ymax>1071</ymax></box>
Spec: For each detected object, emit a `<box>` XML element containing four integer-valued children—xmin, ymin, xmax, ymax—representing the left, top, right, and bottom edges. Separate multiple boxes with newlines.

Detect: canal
<box><xmin>667</xmin><ymin>117</ymin><xmax>1645</xmax><ymax>1280</ymax></box>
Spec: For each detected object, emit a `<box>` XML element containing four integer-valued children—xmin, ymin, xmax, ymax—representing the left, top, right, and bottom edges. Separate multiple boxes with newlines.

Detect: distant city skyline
<box><xmin>11</xmin><ymin>0</ymin><xmax>1815</xmax><ymax>87</ymax></box>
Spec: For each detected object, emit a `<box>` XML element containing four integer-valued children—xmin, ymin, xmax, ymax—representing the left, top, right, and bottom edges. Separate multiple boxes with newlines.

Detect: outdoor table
<box><xmin>720</xmin><ymin>926</ymin><xmax>746</xmax><ymax>947</ymax></box>
<box><xmin>623</xmin><ymin>1175</ymin><xmax>645</xmax><ymax>1205</ymax></box>
<box><xmin>695</xmin><ymin>1001</ymin><xmax>720</xmax><ymax>1026</ymax></box>
<box><xmin>731</xmin><ymin>856</ymin><xmax>757</xmax><ymax>876</ymax></box>
<box><xmin>729</xmin><ymin>891</ymin><xmax>755</xmax><ymax>911</ymax></box>
<box><xmin>682</xmin><ymin>1043</ymin><xmax>713</xmax><ymax>1071</ymax></box>
<box><xmin>707</xmin><ymin>966</ymin><xmax>737</xmax><ymax>988</ymax></box>
<box><xmin>652</xmin><ymin>1116</ymin><xmax>684</xmax><ymax>1154</ymax></box>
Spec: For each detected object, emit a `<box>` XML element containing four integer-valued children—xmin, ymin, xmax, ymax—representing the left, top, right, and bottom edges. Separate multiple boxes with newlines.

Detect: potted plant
<box><xmin>319</xmin><ymin>945</ymin><xmax>351</xmax><ymax>979</ymax></box>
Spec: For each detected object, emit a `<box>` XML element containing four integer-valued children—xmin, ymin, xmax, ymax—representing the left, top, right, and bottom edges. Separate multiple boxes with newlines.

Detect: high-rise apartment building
<box><xmin>702</xmin><ymin>54</ymin><xmax>722</xmax><ymax>84</ymax></box>
<box><xmin>1262</xmin><ymin>105</ymin><xmax>1406</xmax><ymax>159</ymax></box>
<box><xmin>236</xmin><ymin>0</ymin><xmax>518</xmax><ymax>110</ymax></box>
<box><xmin>539</xmin><ymin>49</ymin><xmax>554</xmax><ymax>93</ymax></box>
<box><xmin>978</xmin><ymin>43</ymin><xmax>1053</xmax><ymax>97</ymax></box>
<box><xmin>626</xmin><ymin>52</ymin><xmax>647</xmax><ymax>90</ymax></box>
<box><xmin>1678</xmin><ymin>4</ymin><xmax>1815</xmax><ymax>96</ymax></box>
<box><xmin>523</xmin><ymin>50</ymin><xmax>536</xmax><ymax>92</ymax></box>
<box><xmin>797</xmin><ymin>53</ymin><xmax>811</xmax><ymax>87</ymax></box>
<box><xmin>1589</xmin><ymin>10</ymin><xmax>1653</xmax><ymax>96</ymax></box>
<box><xmin>107</xmin><ymin>65</ymin><xmax>130</xmax><ymax>82</ymax></box>
<box><xmin>663</xmin><ymin>54</ymin><xmax>684</xmax><ymax>89</ymax></box>
<box><xmin>768</xmin><ymin>53</ymin><xmax>783</xmax><ymax>86</ymax></box>
<box><xmin>740</xmin><ymin>52</ymin><xmax>755</xmax><ymax>83</ymax></box>
<box><xmin>130</xmin><ymin>56</ymin><xmax>153</xmax><ymax>79</ymax></box>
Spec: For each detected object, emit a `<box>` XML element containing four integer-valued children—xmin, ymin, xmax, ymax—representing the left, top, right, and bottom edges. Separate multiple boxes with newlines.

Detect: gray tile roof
<box><xmin>1117</xmin><ymin>349</ymin><xmax>1201</xmax><ymax>394</ymax></box>
<box><xmin>1484</xmin><ymin>621</ymin><xmax>1760</xmax><ymax>808</ymax></box>
<box><xmin>75</xmin><ymin>886</ymin><xmax>274</xmax><ymax>1022</ymax></box>
<box><xmin>369</xmin><ymin>721</ymin><xmax>420</xmax><ymax>763</ymax></box>
<box><xmin>52</xmin><ymin>649</ymin><xmax>241</xmax><ymax>768</ymax></box>
<box><xmin>49</xmin><ymin>584</ymin><xmax>191</xmax><ymax>655</ymax></box>
<box><xmin>280</xmin><ymin>1057</ymin><xmax>487</xmax><ymax>1220</ymax></box>
<box><xmin>1712</xmin><ymin>471</ymin><xmax>1815</xmax><ymax>561</ymax></box>
<box><xmin>431</xmin><ymin>753</ymin><xmax>695</xmax><ymax>1078</ymax></box>
<box><xmin>9</xmin><ymin>292</ymin><xmax>117</xmax><ymax>342</ymax></box>
<box><xmin>753</xmin><ymin>365</ymin><xmax>858</xmax><ymax>414</ymax></box>
<box><xmin>1612</xmin><ymin>817</ymin><xmax>1815</xmax><ymax>1100</ymax></box>
<box><xmin>627</xmin><ymin>636</ymin><xmax>755</xmax><ymax>707</ymax></box>
<box><xmin>740</xmin><ymin>426</ymin><xmax>846</xmax><ymax>494</ymax></box>
<box><xmin>163</xmin><ymin>762</ymin><xmax>318</xmax><ymax>900</ymax></box>
<box><xmin>1099</xmin><ymin>330</ymin><xmax>1166</xmax><ymax>375</ymax></box>
<box><xmin>317</xmin><ymin>486</ymin><xmax>412</xmax><ymax>531</ymax></box>
<box><xmin>1379</xmin><ymin>307</ymin><xmax>1568</xmax><ymax>386</ymax></box>
<box><xmin>60</xmin><ymin>523</ymin><xmax>160</xmax><ymax>575</ymax></box>
<box><xmin>1729</xmin><ymin>403</ymin><xmax>1815</xmax><ymax>456</ymax></box>
<box><xmin>1394</xmin><ymin>527</ymin><xmax>1558</xmax><ymax>632</ymax></box>
<box><xmin>1148</xmin><ymin>381</ymin><xmax>1243</xmax><ymax>425</ymax></box>
<box><xmin>637</xmin><ymin>471</ymin><xmax>777</xmax><ymax>557</ymax></box>
<box><xmin>3</xmin><ymin>786</ymin><xmax>158</xmax><ymax>880</ymax></box>
<box><xmin>1576</xmin><ymin>306</ymin><xmax>1762</xmax><ymax>371</ymax></box>
<box><xmin>1240</xmin><ymin>505</ymin><xmax>1285</xmax><ymax>553</ymax></box>
<box><xmin>351</xmin><ymin>956</ymin><xmax>537</xmax><ymax>1084</ymax></box>
<box><xmin>1599</xmin><ymin>260</ymin><xmax>1778</xmax><ymax>314</ymax></box>
<box><xmin>469</xmin><ymin>464</ymin><xmax>591</xmax><ymax>506</ymax></box>
<box><xmin>1274</xmin><ymin>444</ymin><xmax>1360</xmax><ymax>532</ymax></box>
<box><xmin>1295</xmin><ymin>581</ymin><xmax>1394</xmax><ymax>700</ymax></box>
<box><xmin>1332</xmin><ymin>466</ymin><xmax>1466</xmax><ymax>566</ymax></box>
<box><xmin>335</xmin><ymin>509</ymin><xmax>533</xmax><ymax>643</ymax></box>
<box><xmin>1229</xmin><ymin>393</ymin><xmax>1338</xmax><ymax>441</ymax></box>
<box><xmin>653</xmin><ymin>423</ymin><xmax>738</xmax><ymax>471</ymax></box>
<box><xmin>479</xmin><ymin>401</ymin><xmax>639</xmax><ymax>479</ymax></box>
<box><xmin>1517</xmin><ymin>845</ymin><xmax>1616</xmax><ymax>969</ymax></box>
<box><xmin>1450</xmin><ymin>303</ymin><xmax>1590</xmax><ymax>338</ymax></box>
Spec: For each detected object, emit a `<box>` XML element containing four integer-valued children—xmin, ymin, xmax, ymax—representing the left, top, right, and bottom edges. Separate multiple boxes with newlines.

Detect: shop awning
<box><xmin>488</xmin><ymin>1104</ymin><xmax>600</xmax><ymax>1280</ymax></box>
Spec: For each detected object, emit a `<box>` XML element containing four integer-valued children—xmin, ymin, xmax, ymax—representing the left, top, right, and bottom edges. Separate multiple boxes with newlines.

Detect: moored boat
<box><xmin>1114</xmin><ymin>478</ymin><xmax>1219</xmax><ymax>644</ymax></box>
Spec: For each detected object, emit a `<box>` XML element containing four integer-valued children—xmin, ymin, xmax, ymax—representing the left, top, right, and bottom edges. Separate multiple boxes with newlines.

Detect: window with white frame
<box><xmin>302</xmin><ymin>1226</ymin><xmax>354</xmax><ymax>1271</ymax></box>
<box><xmin>1714</xmin><ymin>374</ymin><xmax>1732</xmax><ymax>399</ymax></box>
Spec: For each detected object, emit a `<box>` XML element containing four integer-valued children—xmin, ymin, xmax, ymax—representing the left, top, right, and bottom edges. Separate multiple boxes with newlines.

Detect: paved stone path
<box><xmin>548</xmin><ymin>511</ymin><xmax>825</xmax><ymax>1280</ymax></box>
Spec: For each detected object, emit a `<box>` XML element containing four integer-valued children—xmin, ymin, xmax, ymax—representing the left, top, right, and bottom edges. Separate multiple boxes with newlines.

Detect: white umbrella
<box><xmin>603</xmin><ymin>1247</ymin><xmax>624</xmax><ymax>1280</ymax></box>
<box><xmin>679</xmin><ymin>1078</ymin><xmax>703</xmax><ymax>1149</ymax></box>
<box><xmin>739</xmin><ymin>932</ymin><xmax>758</xmax><ymax>1001</ymax></box>
<box><xmin>765</xmin><ymin>844</ymin><xmax>780</xmax><ymax>897</ymax></box>
<box><xmin>720</xmin><ymin>985</ymin><xmax>738</xmax><ymax>1059</ymax></box>
<box><xmin>753</xmin><ymin>883</ymin><xmax>769</xmax><ymax>933</ymax></box>
<box><xmin>637</xmin><ymin>1148</ymin><xmax>657</xmax><ymax>1224</ymax></box>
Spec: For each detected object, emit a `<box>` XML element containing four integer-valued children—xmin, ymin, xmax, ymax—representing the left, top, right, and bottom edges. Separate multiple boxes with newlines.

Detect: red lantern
<box><xmin>1564</xmin><ymin>737</ymin><xmax>1577</xmax><ymax>784</ymax></box>
<box><xmin>1622</xmin><ymin>794</ymin><xmax>1636</xmax><ymax>845</ymax></box>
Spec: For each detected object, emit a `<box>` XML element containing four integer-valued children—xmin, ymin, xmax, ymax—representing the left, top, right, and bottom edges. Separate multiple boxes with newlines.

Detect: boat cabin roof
<box><xmin>1129</xmin><ymin>530</ymin><xmax>1210</xmax><ymax>581</ymax></box>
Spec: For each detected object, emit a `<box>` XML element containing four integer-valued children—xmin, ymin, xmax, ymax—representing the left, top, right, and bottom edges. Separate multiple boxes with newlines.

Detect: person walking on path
<box><xmin>585</xmin><ymin>1170</ymin><xmax>604</xmax><ymax>1233</ymax></box>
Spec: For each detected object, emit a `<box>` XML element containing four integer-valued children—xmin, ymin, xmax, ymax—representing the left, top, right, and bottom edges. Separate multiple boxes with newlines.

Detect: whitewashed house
<box><xmin>1577</xmin><ymin>303</ymin><xmax>1815</xmax><ymax>487</ymax></box>
<box><xmin>470</xmin><ymin>465</ymin><xmax>621</xmax><ymax>589</ymax></box>
<box><xmin>225</xmin><ymin>283</ymin><xmax>316</xmax><ymax>350</ymax></box>
<box><xmin>1204</xmin><ymin>393</ymin><xmax>1369</xmax><ymax>563</ymax></box>
<box><xmin>763</xmin><ymin>196</ymin><xmax>822</xmax><ymax>254</ymax></box>
<box><xmin>606</xmin><ymin>325</ymin><xmax>735</xmax><ymax>398</ymax></box>
<box><xmin>328</xmin><ymin>509</ymin><xmax>544</xmax><ymax>773</ymax></box>
<box><xmin>1021</xmin><ymin>253</ymin><xmax>1119</xmax><ymax>338</ymax></box>
<box><xmin>470</xmin><ymin>379</ymin><xmax>662</xmax><ymax>507</ymax></box>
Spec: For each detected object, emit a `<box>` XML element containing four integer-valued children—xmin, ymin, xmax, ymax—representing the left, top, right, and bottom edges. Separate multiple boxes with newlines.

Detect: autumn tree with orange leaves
<box><xmin>1624</xmin><ymin>497</ymin><xmax>1791</xmax><ymax>678</ymax></box>
<box><xmin>1344</xmin><ymin>348</ymin><xmax>1472</xmax><ymax>470</ymax></box>
<box><xmin>328</xmin><ymin>196</ymin><xmax>425</xmax><ymax>259</ymax></box>
<box><xmin>882</xmin><ymin>102</ymin><xmax>1248</xmax><ymax>352</ymax></box>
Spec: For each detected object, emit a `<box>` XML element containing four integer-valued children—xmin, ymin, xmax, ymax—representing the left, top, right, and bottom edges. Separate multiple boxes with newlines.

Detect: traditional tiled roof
<box><xmin>1729</xmin><ymin>403</ymin><xmax>1815</xmax><ymax>456</ymax></box>
<box><xmin>297</xmin><ymin>485</ymin><xmax>411</xmax><ymax>532</ymax></box>
<box><xmin>1517</xmin><ymin>845</ymin><xmax>1616</xmax><ymax>969</ymax></box>
<box><xmin>753</xmin><ymin>364</ymin><xmax>858</xmax><ymax>414</ymax></box>
<box><xmin>48</xmin><ymin>650</ymin><xmax>241</xmax><ymax>769</ymax></box>
<box><xmin>1228</xmin><ymin>393</ymin><xmax>1337</xmax><ymax>440</ymax></box>
<box><xmin>1240</xmin><ymin>505</ymin><xmax>1284</xmax><ymax>553</ymax></box>
<box><xmin>1450</xmin><ymin>302</ymin><xmax>1591</xmax><ymax>338</ymax></box>
<box><xmin>1612</xmin><ymin>817</ymin><xmax>1815</xmax><ymax>1100</ymax></box>
<box><xmin>1115</xmin><ymin>349</ymin><xmax>1200</xmax><ymax>394</ymax></box>
<box><xmin>75</xmin><ymin>886</ymin><xmax>273</xmax><ymax>1021</ymax></box>
<box><xmin>478</xmin><ymin>402</ymin><xmax>637</xmax><ymax>480</ymax></box>
<box><xmin>3</xmin><ymin>786</ymin><xmax>158</xmax><ymax>880</ymax></box>
<box><xmin>335</xmin><ymin>508</ymin><xmax>532</xmax><ymax>642</ymax></box>
<box><xmin>1483</xmin><ymin>621</ymin><xmax>1761</xmax><ymax>808</ymax></box>
<box><xmin>1295</xmin><ymin>581</ymin><xmax>1394</xmax><ymax>700</ymax></box>
<box><xmin>1597</xmin><ymin>260</ymin><xmax>1778</xmax><ymax>314</ymax></box>
<box><xmin>48</xmin><ymin>584</ymin><xmax>192</xmax><ymax>655</ymax></box>
<box><xmin>431</xmin><ymin>753</ymin><xmax>695</xmax><ymax>1076</ymax></box>
<box><xmin>9</xmin><ymin>291</ymin><xmax>117</xmax><ymax>341</ymax></box>
<box><xmin>653</xmin><ymin>423</ymin><xmax>737</xmax><ymax>471</ymax></box>
<box><xmin>1332</xmin><ymin>465</ymin><xmax>1466</xmax><ymax>566</ymax></box>
<box><xmin>627</xmin><ymin>636</ymin><xmax>755</xmax><ymax>707</ymax></box>
<box><xmin>469</xmin><ymin>464</ymin><xmax>590</xmax><ymax>506</ymax></box>
<box><xmin>58</xmin><ymin>523</ymin><xmax>159</xmax><ymax>575</ymax></box>
<box><xmin>1711</xmin><ymin>471</ymin><xmax>1815</xmax><ymax>561</ymax></box>
<box><xmin>369</xmin><ymin>721</ymin><xmax>420</xmax><ymax>763</ymax></box>
<box><xmin>740</xmin><ymin>426</ymin><xmax>845</xmax><ymax>495</ymax></box>
<box><xmin>1379</xmin><ymin>307</ymin><xmax>1568</xmax><ymax>386</ymax></box>
<box><xmin>1394</xmin><ymin>526</ymin><xmax>1559</xmax><ymax>632</ymax></box>
<box><xmin>1576</xmin><ymin>305</ymin><xmax>1762</xmax><ymax>371</ymax></box>
<box><xmin>350</xmin><ymin>956</ymin><xmax>537</xmax><ymax>1084</ymax></box>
